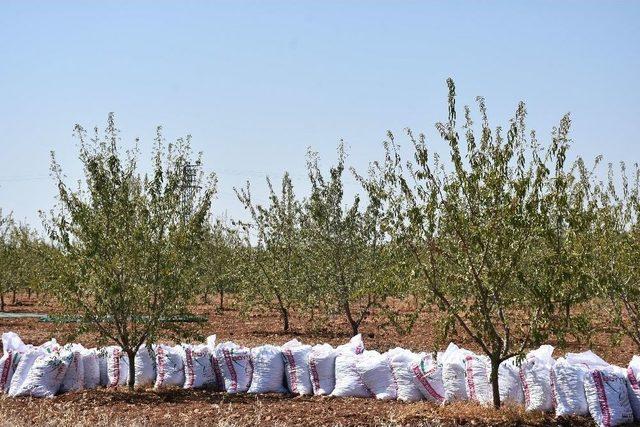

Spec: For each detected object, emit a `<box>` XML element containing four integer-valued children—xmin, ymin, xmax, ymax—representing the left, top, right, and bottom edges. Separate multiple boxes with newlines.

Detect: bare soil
<box><xmin>1</xmin><ymin>294</ymin><xmax>628</xmax><ymax>426</ymax></box>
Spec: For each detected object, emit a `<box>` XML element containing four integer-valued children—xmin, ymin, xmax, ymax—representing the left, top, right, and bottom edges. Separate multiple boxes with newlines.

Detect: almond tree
<box><xmin>235</xmin><ymin>173</ymin><xmax>306</xmax><ymax>332</ymax></box>
<box><xmin>595</xmin><ymin>163</ymin><xmax>640</xmax><ymax>349</ymax></box>
<box><xmin>197</xmin><ymin>219</ymin><xmax>242</xmax><ymax>311</ymax></box>
<box><xmin>0</xmin><ymin>210</ymin><xmax>14</xmax><ymax>311</ymax></box>
<box><xmin>304</xmin><ymin>144</ymin><xmax>389</xmax><ymax>335</ymax></box>
<box><xmin>44</xmin><ymin>114</ymin><xmax>216</xmax><ymax>389</ymax></box>
<box><xmin>360</xmin><ymin>79</ymin><xmax>577</xmax><ymax>408</ymax></box>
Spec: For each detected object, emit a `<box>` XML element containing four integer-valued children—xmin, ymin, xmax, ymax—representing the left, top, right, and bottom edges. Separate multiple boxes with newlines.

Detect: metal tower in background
<box><xmin>181</xmin><ymin>162</ymin><xmax>200</xmax><ymax>218</ymax></box>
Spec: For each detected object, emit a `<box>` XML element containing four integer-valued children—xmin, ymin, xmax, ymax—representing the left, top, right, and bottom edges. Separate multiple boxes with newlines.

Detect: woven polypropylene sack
<box><xmin>308</xmin><ymin>343</ymin><xmax>336</xmax><ymax>395</ymax></box>
<box><xmin>206</xmin><ymin>335</ymin><xmax>224</xmax><ymax>391</ymax></box>
<box><xmin>520</xmin><ymin>345</ymin><xmax>555</xmax><ymax>412</ymax></box>
<box><xmin>106</xmin><ymin>346</ymin><xmax>129</xmax><ymax>388</ymax></box>
<box><xmin>13</xmin><ymin>349</ymin><xmax>73</xmax><ymax>397</ymax></box>
<box><xmin>356</xmin><ymin>350</ymin><xmax>397</xmax><ymax>400</ymax></box>
<box><xmin>626</xmin><ymin>355</ymin><xmax>640</xmax><ymax>421</ymax></box>
<box><xmin>584</xmin><ymin>367</ymin><xmax>633</xmax><ymax>427</ymax></box>
<box><xmin>82</xmin><ymin>348</ymin><xmax>101</xmax><ymax>390</ymax></box>
<box><xmin>183</xmin><ymin>344</ymin><xmax>215</xmax><ymax>389</ymax></box>
<box><xmin>0</xmin><ymin>332</ymin><xmax>26</xmax><ymax>393</ymax></box>
<box><xmin>154</xmin><ymin>344</ymin><xmax>185</xmax><ymax>388</ymax></box>
<box><xmin>281</xmin><ymin>339</ymin><xmax>313</xmax><ymax>395</ymax></box>
<box><xmin>387</xmin><ymin>347</ymin><xmax>424</xmax><ymax>402</ymax></box>
<box><xmin>134</xmin><ymin>345</ymin><xmax>156</xmax><ymax>388</ymax></box>
<box><xmin>308</xmin><ymin>335</ymin><xmax>365</xmax><ymax>396</ymax></box>
<box><xmin>248</xmin><ymin>344</ymin><xmax>286</xmax><ymax>394</ymax></box>
<box><xmin>553</xmin><ymin>351</ymin><xmax>609</xmax><ymax>417</ymax></box>
<box><xmin>498</xmin><ymin>357</ymin><xmax>524</xmax><ymax>405</ymax></box>
<box><xmin>8</xmin><ymin>348</ymin><xmax>42</xmax><ymax>396</ymax></box>
<box><xmin>442</xmin><ymin>343</ymin><xmax>473</xmax><ymax>404</ymax></box>
<box><xmin>59</xmin><ymin>347</ymin><xmax>85</xmax><ymax>393</ymax></box>
<box><xmin>411</xmin><ymin>354</ymin><xmax>445</xmax><ymax>404</ymax></box>
<box><xmin>215</xmin><ymin>342</ymin><xmax>253</xmax><ymax>394</ymax></box>
<box><xmin>463</xmin><ymin>354</ymin><xmax>493</xmax><ymax>406</ymax></box>
<box><xmin>331</xmin><ymin>352</ymin><xmax>373</xmax><ymax>398</ymax></box>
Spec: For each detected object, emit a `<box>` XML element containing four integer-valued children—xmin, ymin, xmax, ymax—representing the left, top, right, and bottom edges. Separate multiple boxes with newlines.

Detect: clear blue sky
<box><xmin>1</xmin><ymin>1</ymin><xmax>639</xmax><ymax>228</ymax></box>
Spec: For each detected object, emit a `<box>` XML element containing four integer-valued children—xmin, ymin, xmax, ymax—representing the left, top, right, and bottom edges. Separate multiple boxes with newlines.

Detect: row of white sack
<box><xmin>1</xmin><ymin>332</ymin><xmax>639</xmax><ymax>427</ymax></box>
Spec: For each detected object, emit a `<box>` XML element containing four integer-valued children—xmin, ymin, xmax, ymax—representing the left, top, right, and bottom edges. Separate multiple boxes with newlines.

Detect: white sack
<box><xmin>134</xmin><ymin>345</ymin><xmax>156</xmax><ymax>388</ymax></box>
<box><xmin>626</xmin><ymin>355</ymin><xmax>640</xmax><ymax>421</ymax></box>
<box><xmin>336</xmin><ymin>334</ymin><xmax>365</xmax><ymax>355</ymax></box>
<box><xmin>309</xmin><ymin>343</ymin><xmax>336</xmax><ymax>396</ymax></box>
<box><xmin>249</xmin><ymin>344</ymin><xmax>286</xmax><ymax>394</ymax></box>
<box><xmin>13</xmin><ymin>349</ymin><xmax>73</xmax><ymax>397</ymax></box>
<box><xmin>331</xmin><ymin>351</ymin><xmax>373</xmax><ymax>398</ymax></box>
<box><xmin>308</xmin><ymin>335</ymin><xmax>365</xmax><ymax>396</ymax></box>
<box><xmin>498</xmin><ymin>357</ymin><xmax>524</xmax><ymax>405</ymax></box>
<box><xmin>281</xmin><ymin>339</ymin><xmax>313</xmax><ymax>395</ymax></box>
<box><xmin>411</xmin><ymin>354</ymin><xmax>445</xmax><ymax>404</ymax></box>
<box><xmin>106</xmin><ymin>346</ymin><xmax>129</xmax><ymax>388</ymax></box>
<box><xmin>0</xmin><ymin>332</ymin><xmax>26</xmax><ymax>393</ymax></box>
<box><xmin>97</xmin><ymin>348</ymin><xmax>108</xmax><ymax>386</ymax></box>
<box><xmin>356</xmin><ymin>350</ymin><xmax>397</xmax><ymax>400</ymax></box>
<box><xmin>463</xmin><ymin>354</ymin><xmax>493</xmax><ymax>406</ymax></box>
<box><xmin>154</xmin><ymin>344</ymin><xmax>185</xmax><ymax>388</ymax></box>
<box><xmin>442</xmin><ymin>343</ymin><xmax>473</xmax><ymax>404</ymax></box>
<box><xmin>8</xmin><ymin>347</ymin><xmax>42</xmax><ymax>396</ymax></box>
<box><xmin>183</xmin><ymin>344</ymin><xmax>215</xmax><ymax>389</ymax></box>
<box><xmin>82</xmin><ymin>348</ymin><xmax>101</xmax><ymax>390</ymax></box>
<box><xmin>215</xmin><ymin>341</ymin><xmax>253</xmax><ymax>394</ymax></box>
<box><xmin>520</xmin><ymin>345</ymin><xmax>555</xmax><ymax>412</ymax></box>
<box><xmin>206</xmin><ymin>335</ymin><xmax>224</xmax><ymax>391</ymax></box>
<box><xmin>584</xmin><ymin>367</ymin><xmax>634</xmax><ymax>427</ymax></box>
<box><xmin>59</xmin><ymin>346</ymin><xmax>85</xmax><ymax>393</ymax></box>
<box><xmin>553</xmin><ymin>351</ymin><xmax>608</xmax><ymax>417</ymax></box>
<box><xmin>387</xmin><ymin>347</ymin><xmax>424</xmax><ymax>402</ymax></box>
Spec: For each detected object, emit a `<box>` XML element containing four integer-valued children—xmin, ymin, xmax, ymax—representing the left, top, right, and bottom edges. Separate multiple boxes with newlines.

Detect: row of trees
<box><xmin>0</xmin><ymin>211</ymin><xmax>52</xmax><ymax>311</ymax></box>
<box><xmin>1</xmin><ymin>81</ymin><xmax>640</xmax><ymax>404</ymax></box>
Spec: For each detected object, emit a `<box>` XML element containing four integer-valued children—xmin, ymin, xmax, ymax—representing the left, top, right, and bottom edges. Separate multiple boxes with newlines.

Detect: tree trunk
<box><xmin>343</xmin><ymin>300</ymin><xmax>359</xmax><ymax>336</ymax></box>
<box><xmin>126</xmin><ymin>349</ymin><xmax>136</xmax><ymax>390</ymax></box>
<box><xmin>280</xmin><ymin>306</ymin><xmax>290</xmax><ymax>332</ymax></box>
<box><xmin>490</xmin><ymin>357</ymin><xmax>501</xmax><ymax>409</ymax></box>
<box><xmin>11</xmin><ymin>290</ymin><xmax>16</xmax><ymax>305</ymax></box>
<box><xmin>0</xmin><ymin>294</ymin><xmax>4</xmax><ymax>312</ymax></box>
<box><xmin>219</xmin><ymin>289</ymin><xmax>224</xmax><ymax>311</ymax></box>
<box><xmin>27</xmin><ymin>288</ymin><xmax>31</xmax><ymax>299</ymax></box>
<box><xmin>274</xmin><ymin>290</ymin><xmax>289</xmax><ymax>332</ymax></box>
<box><xmin>202</xmin><ymin>290</ymin><xmax>209</xmax><ymax>304</ymax></box>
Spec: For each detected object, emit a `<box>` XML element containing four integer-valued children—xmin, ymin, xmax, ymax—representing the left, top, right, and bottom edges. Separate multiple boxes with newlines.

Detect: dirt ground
<box><xmin>1</xmin><ymin>294</ymin><xmax>631</xmax><ymax>426</ymax></box>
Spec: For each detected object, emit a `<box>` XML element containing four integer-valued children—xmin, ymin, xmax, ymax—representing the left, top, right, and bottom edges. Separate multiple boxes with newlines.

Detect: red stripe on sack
<box><xmin>283</xmin><ymin>349</ymin><xmax>298</xmax><ymax>394</ymax></box>
<box><xmin>247</xmin><ymin>353</ymin><xmax>254</xmax><ymax>383</ymax></box>
<box><xmin>592</xmin><ymin>370</ymin><xmax>612</xmax><ymax>427</ymax></box>
<box><xmin>0</xmin><ymin>352</ymin><xmax>13</xmax><ymax>391</ymax></box>
<box><xmin>156</xmin><ymin>347</ymin><xmax>166</xmax><ymax>387</ymax></box>
<box><xmin>465</xmin><ymin>355</ymin><xmax>477</xmax><ymax>401</ymax></box>
<box><xmin>211</xmin><ymin>356</ymin><xmax>223</xmax><ymax>391</ymax></box>
<box><xmin>222</xmin><ymin>349</ymin><xmax>238</xmax><ymax>392</ymax></box>
<box><xmin>411</xmin><ymin>364</ymin><xmax>443</xmax><ymax>404</ymax></box>
<box><xmin>308</xmin><ymin>354</ymin><xmax>321</xmax><ymax>393</ymax></box>
<box><xmin>519</xmin><ymin>366</ymin><xmax>531</xmax><ymax>408</ymax></box>
<box><xmin>628</xmin><ymin>366</ymin><xmax>640</xmax><ymax>391</ymax></box>
<box><xmin>110</xmin><ymin>349</ymin><xmax>121</xmax><ymax>387</ymax></box>
<box><xmin>185</xmin><ymin>348</ymin><xmax>195</xmax><ymax>388</ymax></box>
